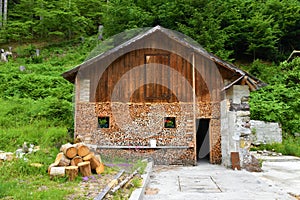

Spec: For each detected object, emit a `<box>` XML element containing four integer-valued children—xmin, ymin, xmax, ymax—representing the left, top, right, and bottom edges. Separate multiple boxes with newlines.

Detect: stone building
<box><xmin>62</xmin><ymin>26</ymin><xmax>265</xmax><ymax>167</ymax></box>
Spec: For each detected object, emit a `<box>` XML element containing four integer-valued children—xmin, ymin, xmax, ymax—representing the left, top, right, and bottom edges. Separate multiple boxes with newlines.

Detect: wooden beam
<box><xmin>192</xmin><ymin>52</ymin><xmax>197</xmax><ymax>165</ymax></box>
<box><xmin>94</xmin><ymin>170</ymin><xmax>125</xmax><ymax>200</ymax></box>
<box><xmin>110</xmin><ymin>168</ymin><xmax>140</xmax><ymax>194</ymax></box>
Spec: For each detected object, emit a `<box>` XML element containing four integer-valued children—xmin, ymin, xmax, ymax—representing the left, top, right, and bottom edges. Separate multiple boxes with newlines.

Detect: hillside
<box><xmin>0</xmin><ymin>39</ymin><xmax>98</xmax><ymax>151</ymax></box>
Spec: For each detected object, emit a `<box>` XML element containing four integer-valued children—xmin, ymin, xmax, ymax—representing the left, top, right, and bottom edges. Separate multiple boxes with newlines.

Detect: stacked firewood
<box><xmin>48</xmin><ymin>143</ymin><xmax>104</xmax><ymax>181</ymax></box>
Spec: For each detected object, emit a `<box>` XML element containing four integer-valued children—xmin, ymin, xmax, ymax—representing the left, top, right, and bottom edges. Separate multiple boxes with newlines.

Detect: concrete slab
<box><xmin>178</xmin><ymin>175</ymin><xmax>221</xmax><ymax>193</ymax></box>
<box><xmin>253</xmin><ymin>161</ymin><xmax>300</xmax><ymax>196</ymax></box>
<box><xmin>144</xmin><ymin>161</ymin><xmax>294</xmax><ymax>200</ymax></box>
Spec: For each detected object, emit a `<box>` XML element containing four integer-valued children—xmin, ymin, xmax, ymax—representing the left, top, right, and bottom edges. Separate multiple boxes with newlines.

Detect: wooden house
<box><xmin>63</xmin><ymin>26</ymin><xmax>265</xmax><ymax>166</ymax></box>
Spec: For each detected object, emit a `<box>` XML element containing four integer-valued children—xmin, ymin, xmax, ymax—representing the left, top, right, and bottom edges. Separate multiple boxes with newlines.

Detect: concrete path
<box><xmin>144</xmin><ymin>161</ymin><xmax>297</xmax><ymax>200</ymax></box>
<box><xmin>254</xmin><ymin>161</ymin><xmax>300</xmax><ymax>196</ymax></box>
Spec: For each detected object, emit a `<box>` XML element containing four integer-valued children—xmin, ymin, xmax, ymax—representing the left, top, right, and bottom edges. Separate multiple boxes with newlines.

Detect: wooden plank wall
<box><xmin>92</xmin><ymin>48</ymin><xmax>223</xmax><ymax>104</ymax></box>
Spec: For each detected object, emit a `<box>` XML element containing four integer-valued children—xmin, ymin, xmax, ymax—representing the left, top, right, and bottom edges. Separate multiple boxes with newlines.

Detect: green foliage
<box><xmin>2</xmin><ymin>0</ymin><xmax>299</xmax><ymax>61</ymax></box>
<box><xmin>250</xmin><ymin>58</ymin><xmax>300</xmax><ymax>135</ymax></box>
<box><xmin>258</xmin><ymin>136</ymin><xmax>300</xmax><ymax>157</ymax></box>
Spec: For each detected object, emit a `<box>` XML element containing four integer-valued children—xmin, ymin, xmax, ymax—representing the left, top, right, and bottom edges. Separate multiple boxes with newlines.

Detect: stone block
<box><xmin>250</xmin><ymin>120</ymin><xmax>282</xmax><ymax>144</ymax></box>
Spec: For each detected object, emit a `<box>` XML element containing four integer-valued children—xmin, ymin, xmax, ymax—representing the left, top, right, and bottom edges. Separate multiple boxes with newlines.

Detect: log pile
<box><xmin>48</xmin><ymin>143</ymin><xmax>105</xmax><ymax>180</ymax></box>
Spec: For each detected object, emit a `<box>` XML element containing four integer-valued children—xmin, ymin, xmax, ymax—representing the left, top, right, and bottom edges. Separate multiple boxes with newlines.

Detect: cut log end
<box><xmin>71</xmin><ymin>156</ymin><xmax>83</xmax><ymax>166</ymax></box>
<box><xmin>77</xmin><ymin>143</ymin><xmax>90</xmax><ymax>157</ymax></box>
<box><xmin>61</xmin><ymin>143</ymin><xmax>77</xmax><ymax>159</ymax></box>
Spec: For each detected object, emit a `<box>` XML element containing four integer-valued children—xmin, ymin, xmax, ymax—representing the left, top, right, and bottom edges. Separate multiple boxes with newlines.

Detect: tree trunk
<box><xmin>3</xmin><ymin>0</ymin><xmax>7</xmax><ymax>27</ymax></box>
<box><xmin>78</xmin><ymin>161</ymin><xmax>92</xmax><ymax>177</ymax></box>
<box><xmin>65</xmin><ymin>166</ymin><xmax>78</xmax><ymax>181</ymax></box>
<box><xmin>0</xmin><ymin>0</ymin><xmax>3</xmax><ymax>27</ymax></box>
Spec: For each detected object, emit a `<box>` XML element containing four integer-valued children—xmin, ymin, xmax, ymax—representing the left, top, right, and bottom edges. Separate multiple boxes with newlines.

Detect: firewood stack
<box><xmin>48</xmin><ymin>143</ymin><xmax>105</xmax><ymax>181</ymax></box>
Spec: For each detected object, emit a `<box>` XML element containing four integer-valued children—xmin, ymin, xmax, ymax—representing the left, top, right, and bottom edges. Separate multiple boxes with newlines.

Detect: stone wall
<box><xmin>250</xmin><ymin>120</ymin><xmax>282</xmax><ymax>145</ymax></box>
<box><xmin>222</xmin><ymin>85</ymin><xmax>252</xmax><ymax>168</ymax></box>
<box><xmin>96</xmin><ymin>148</ymin><xmax>195</xmax><ymax>165</ymax></box>
<box><xmin>75</xmin><ymin>101</ymin><xmax>222</xmax><ymax>165</ymax></box>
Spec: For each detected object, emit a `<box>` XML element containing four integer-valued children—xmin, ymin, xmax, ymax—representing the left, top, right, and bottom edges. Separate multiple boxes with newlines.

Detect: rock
<box><xmin>22</xmin><ymin>142</ymin><xmax>29</xmax><ymax>153</ymax></box>
<box><xmin>0</xmin><ymin>153</ymin><xmax>6</xmax><ymax>160</ymax></box>
<box><xmin>244</xmin><ymin>155</ymin><xmax>262</xmax><ymax>172</ymax></box>
<box><xmin>0</xmin><ymin>152</ymin><xmax>14</xmax><ymax>161</ymax></box>
<box><xmin>5</xmin><ymin>152</ymin><xmax>14</xmax><ymax>161</ymax></box>
<box><xmin>257</xmin><ymin>150</ymin><xmax>263</xmax><ymax>154</ymax></box>
<box><xmin>16</xmin><ymin>149</ymin><xmax>24</xmax><ymax>158</ymax></box>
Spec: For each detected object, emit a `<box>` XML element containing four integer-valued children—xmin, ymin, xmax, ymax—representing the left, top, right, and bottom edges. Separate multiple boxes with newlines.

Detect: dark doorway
<box><xmin>196</xmin><ymin>119</ymin><xmax>210</xmax><ymax>161</ymax></box>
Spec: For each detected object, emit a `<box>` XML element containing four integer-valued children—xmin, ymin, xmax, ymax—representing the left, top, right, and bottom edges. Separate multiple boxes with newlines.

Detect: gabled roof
<box><xmin>62</xmin><ymin>26</ymin><xmax>265</xmax><ymax>90</ymax></box>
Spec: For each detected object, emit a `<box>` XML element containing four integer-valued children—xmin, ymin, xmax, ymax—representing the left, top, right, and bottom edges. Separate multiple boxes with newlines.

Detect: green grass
<box><xmin>256</xmin><ymin>136</ymin><xmax>300</xmax><ymax>157</ymax></box>
<box><xmin>0</xmin><ymin>121</ymin><xmax>72</xmax><ymax>152</ymax></box>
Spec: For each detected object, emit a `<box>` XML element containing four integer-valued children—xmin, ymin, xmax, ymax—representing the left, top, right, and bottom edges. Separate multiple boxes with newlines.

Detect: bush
<box><xmin>250</xmin><ymin>58</ymin><xmax>300</xmax><ymax>135</ymax></box>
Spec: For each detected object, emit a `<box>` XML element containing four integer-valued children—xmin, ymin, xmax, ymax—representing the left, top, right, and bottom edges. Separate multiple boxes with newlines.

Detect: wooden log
<box><xmin>96</xmin><ymin>164</ymin><xmax>105</xmax><ymax>174</ymax></box>
<box><xmin>110</xmin><ymin>168</ymin><xmax>139</xmax><ymax>193</ymax></box>
<box><xmin>84</xmin><ymin>153</ymin><xmax>102</xmax><ymax>170</ymax></box>
<box><xmin>78</xmin><ymin>161</ymin><xmax>92</xmax><ymax>177</ymax></box>
<box><xmin>65</xmin><ymin>166</ymin><xmax>79</xmax><ymax>181</ymax></box>
<box><xmin>246</xmin><ymin>79</ymin><xmax>256</xmax><ymax>92</ymax></box>
<box><xmin>71</xmin><ymin>156</ymin><xmax>83</xmax><ymax>166</ymax></box>
<box><xmin>76</xmin><ymin>143</ymin><xmax>90</xmax><ymax>157</ymax></box>
<box><xmin>55</xmin><ymin>152</ymin><xmax>71</xmax><ymax>166</ymax></box>
<box><xmin>95</xmin><ymin>154</ymin><xmax>105</xmax><ymax>174</ymax></box>
<box><xmin>94</xmin><ymin>170</ymin><xmax>125</xmax><ymax>200</ymax></box>
<box><xmin>61</xmin><ymin>143</ymin><xmax>77</xmax><ymax>159</ymax></box>
<box><xmin>83</xmin><ymin>152</ymin><xmax>94</xmax><ymax>161</ymax></box>
<box><xmin>48</xmin><ymin>163</ymin><xmax>57</xmax><ymax>174</ymax></box>
<box><xmin>49</xmin><ymin>167</ymin><xmax>65</xmax><ymax>178</ymax></box>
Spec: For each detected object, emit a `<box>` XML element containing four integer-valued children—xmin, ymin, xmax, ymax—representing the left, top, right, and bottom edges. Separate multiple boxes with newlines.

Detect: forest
<box><xmin>0</xmin><ymin>0</ymin><xmax>299</xmax><ymax>61</ymax></box>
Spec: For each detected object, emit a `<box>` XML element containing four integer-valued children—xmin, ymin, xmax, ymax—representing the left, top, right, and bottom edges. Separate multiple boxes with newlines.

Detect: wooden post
<box><xmin>78</xmin><ymin>161</ymin><xmax>92</xmax><ymax>177</ymax></box>
<box><xmin>192</xmin><ymin>52</ymin><xmax>197</xmax><ymax>165</ymax></box>
<box><xmin>65</xmin><ymin>166</ymin><xmax>78</xmax><ymax>181</ymax></box>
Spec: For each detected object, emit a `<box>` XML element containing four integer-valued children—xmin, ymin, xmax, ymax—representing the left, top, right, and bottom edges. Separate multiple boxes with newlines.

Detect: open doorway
<box><xmin>196</xmin><ymin>119</ymin><xmax>210</xmax><ymax>162</ymax></box>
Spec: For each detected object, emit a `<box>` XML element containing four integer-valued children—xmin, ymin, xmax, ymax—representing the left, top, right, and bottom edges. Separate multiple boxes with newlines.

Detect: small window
<box><xmin>164</xmin><ymin>117</ymin><xmax>176</xmax><ymax>128</ymax></box>
<box><xmin>98</xmin><ymin>116</ymin><xmax>109</xmax><ymax>128</ymax></box>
